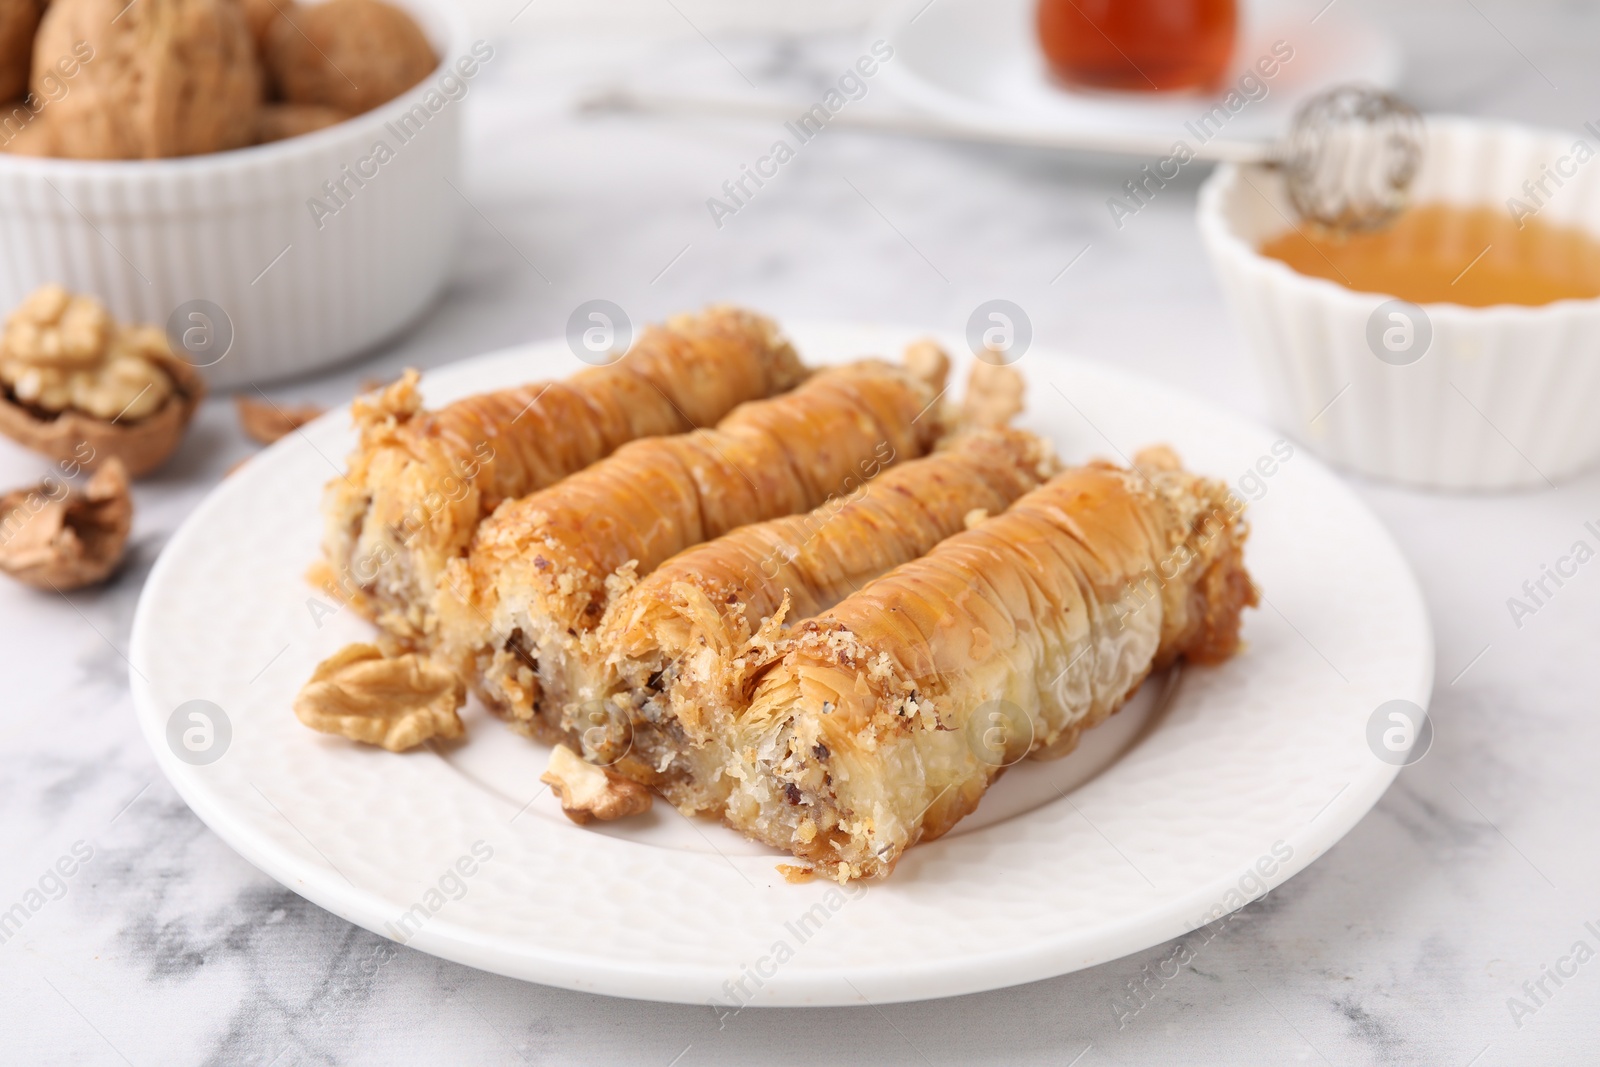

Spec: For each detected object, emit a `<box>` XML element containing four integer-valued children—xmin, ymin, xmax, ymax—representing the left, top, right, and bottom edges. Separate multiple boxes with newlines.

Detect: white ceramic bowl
<box><xmin>0</xmin><ymin>0</ymin><xmax>469</xmax><ymax>389</ymax></box>
<box><xmin>1200</xmin><ymin>117</ymin><xmax>1600</xmax><ymax>491</ymax></box>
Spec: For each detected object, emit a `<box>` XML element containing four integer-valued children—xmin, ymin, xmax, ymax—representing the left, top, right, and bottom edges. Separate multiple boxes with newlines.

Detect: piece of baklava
<box><xmin>727</xmin><ymin>446</ymin><xmax>1258</xmax><ymax>881</ymax></box>
<box><xmin>318</xmin><ymin>307</ymin><xmax>806</xmax><ymax>642</ymax></box>
<box><xmin>595</xmin><ymin>427</ymin><xmax>1059</xmax><ymax>814</ymax></box>
<box><xmin>439</xmin><ymin>351</ymin><xmax>951</xmax><ymax>745</ymax></box>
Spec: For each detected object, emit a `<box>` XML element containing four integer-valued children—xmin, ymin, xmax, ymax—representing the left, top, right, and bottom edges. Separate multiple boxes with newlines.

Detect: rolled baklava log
<box><xmin>729</xmin><ymin>446</ymin><xmax>1258</xmax><ymax>881</ymax></box>
<box><xmin>596</xmin><ymin>427</ymin><xmax>1059</xmax><ymax>814</ymax></box>
<box><xmin>317</xmin><ymin>307</ymin><xmax>805</xmax><ymax>643</ymax></box>
<box><xmin>439</xmin><ymin>351</ymin><xmax>951</xmax><ymax>747</ymax></box>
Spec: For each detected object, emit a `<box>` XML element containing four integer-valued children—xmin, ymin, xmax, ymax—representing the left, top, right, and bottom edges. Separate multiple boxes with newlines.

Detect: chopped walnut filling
<box><xmin>294</xmin><ymin>643</ymin><xmax>466</xmax><ymax>752</ymax></box>
<box><xmin>540</xmin><ymin>743</ymin><xmax>652</xmax><ymax>825</ymax></box>
<box><xmin>775</xmin><ymin>863</ymin><xmax>817</xmax><ymax>884</ymax></box>
<box><xmin>0</xmin><ymin>458</ymin><xmax>131</xmax><ymax>590</ymax></box>
<box><xmin>0</xmin><ymin>286</ymin><xmax>175</xmax><ymax>422</ymax></box>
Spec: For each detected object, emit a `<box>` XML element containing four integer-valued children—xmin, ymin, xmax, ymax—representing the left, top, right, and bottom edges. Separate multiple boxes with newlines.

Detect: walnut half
<box><xmin>0</xmin><ymin>285</ymin><xmax>205</xmax><ymax>478</ymax></box>
<box><xmin>540</xmin><ymin>744</ymin><xmax>652</xmax><ymax>825</ymax></box>
<box><xmin>0</xmin><ymin>458</ymin><xmax>132</xmax><ymax>590</ymax></box>
<box><xmin>294</xmin><ymin>643</ymin><xmax>465</xmax><ymax>752</ymax></box>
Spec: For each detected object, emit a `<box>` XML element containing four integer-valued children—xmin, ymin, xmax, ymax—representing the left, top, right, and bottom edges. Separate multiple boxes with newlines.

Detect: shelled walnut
<box><xmin>294</xmin><ymin>642</ymin><xmax>466</xmax><ymax>751</ymax></box>
<box><xmin>0</xmin><ymin>457</ymin><xmax>131</xmax><ymax>589</ymax></box>
<box><xmin>540</xmin><ymin>744</ymin><xmax>653</xmax><ymax>825</ymax></box>
<box><xmin>0</xmin><ymin>285</ymin><xmax>205</xmax><ymax>477</ymax></box>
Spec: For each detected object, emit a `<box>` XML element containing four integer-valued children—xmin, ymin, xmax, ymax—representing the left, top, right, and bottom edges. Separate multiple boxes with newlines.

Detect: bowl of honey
<box><xmin>1199</xmin><ymin>117</ymin><xmax>1600</xmax><ymax>490</ymax></box>
<box><xmin>1036</xmin><ymin>0</ymin><xmax>1237</xmax><ymax>93</ymax></box>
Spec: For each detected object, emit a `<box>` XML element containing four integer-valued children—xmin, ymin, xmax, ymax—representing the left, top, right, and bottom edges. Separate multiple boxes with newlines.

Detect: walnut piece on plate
<box><xmin>34</xmin><ymin>0</ymin><xmax>261</xmax><ymax>159</ymax></box>
<box><xmin>234</xmin><ymin>393</ymin><xmax>326</xmax><ymax>444</ymax></box>
<box><xmin>540</xmin><ymin>744</ymin><xmax>653</xmax><ymax>825</ymax></box>
<box><xmin>294</xmin><ymin>642</ymin><xmax>466</xmax><ymax>752</ymax></box>
<box><xmin>0</xmin><ymin>285</ymin><xmax>206</xmax><ymax>478</ymax></box>
<box><xmin>0</xmin><ymin>457</ymin><xmax>131</xmax><ymax>590</ymax></box>
<box><xmin>264</xmin><ymin>0</ymin><xmax>434</xmax><ymax>115</ymax></box>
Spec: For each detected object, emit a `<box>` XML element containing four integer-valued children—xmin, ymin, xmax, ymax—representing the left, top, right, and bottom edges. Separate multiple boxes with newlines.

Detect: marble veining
<box><xmin>2</xmin><ymin>1</ymin><xmax>1597</xmax><ymax>1063</ymax></box>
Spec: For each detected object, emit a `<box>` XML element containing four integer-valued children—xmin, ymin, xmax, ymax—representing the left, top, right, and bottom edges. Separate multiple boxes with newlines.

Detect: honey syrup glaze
<box><xmin>1258</xmin><ymin>202</ymin><xmax>1600</xmax><ymax>308</ymax></box>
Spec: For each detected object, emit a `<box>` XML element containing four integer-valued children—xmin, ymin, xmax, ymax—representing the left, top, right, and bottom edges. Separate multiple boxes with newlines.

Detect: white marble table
<box><xmin>3</xmin><ymin>2</ymin><xmax>1598</xmax><ymax>1063</ymax></box>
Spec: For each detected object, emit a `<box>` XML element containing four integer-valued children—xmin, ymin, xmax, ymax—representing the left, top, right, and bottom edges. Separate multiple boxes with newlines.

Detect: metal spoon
<box><xmin>582</xmin><ymin>82</ymin><xmax>1423</xmax><ymax>231</ymax></box>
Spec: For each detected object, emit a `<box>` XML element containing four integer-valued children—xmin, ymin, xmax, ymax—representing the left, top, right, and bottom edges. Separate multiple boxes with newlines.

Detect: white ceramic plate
<box><xmin>129</xmin><ymin>324</ymin><xmax>1432</xmax><ymax>1006</ymax></box>
<box><xmin>875</xmin><ymin>0</ymin><xmax>1401</xmax><ymax>147</ymax></box>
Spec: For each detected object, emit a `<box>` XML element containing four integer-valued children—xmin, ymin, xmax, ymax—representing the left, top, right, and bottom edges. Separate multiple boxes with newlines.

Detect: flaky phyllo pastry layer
<box><xmin>318</xmin><ymin>307</ymin><xmax>805</xmax><ymax>642</ymax></box>
<box><xmin>727</xmin><ymin>446</ymin><xmax>1257</xmax><ymax>880</ymax></box>
<box><xmin>296</xmin><ymin>307</ymin><xmax>1258</xmax><ymax>884</ymax></box>
<box><xmin>437</xmin><ymin>353</ymin><xmax>951</xmax><ymax>746</ymax></box>
<box><xmin>595</xmin><ymin>427</ymin><xmax>1060</xmax><ymax>815</ymax></box>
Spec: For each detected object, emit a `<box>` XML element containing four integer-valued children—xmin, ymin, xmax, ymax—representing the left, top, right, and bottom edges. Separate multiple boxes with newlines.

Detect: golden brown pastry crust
<box><xmin>440</xmin><ymin>355</ymin><xmax>950</xmax><ymax>750</ymax></box>
<box><xmin>728</xmin><ymin>448</ymin><xmax>1257</xmax><ymax>881</ymax></box>
<box><xmin>320</xmin><ymin>307</ymin><xmax>805</xmax><ymax>644</ymax></box>
<box><xmin>595</xmin><ymin>428</ymin><xmax>1059</xmax><ymax>813</ymax></box>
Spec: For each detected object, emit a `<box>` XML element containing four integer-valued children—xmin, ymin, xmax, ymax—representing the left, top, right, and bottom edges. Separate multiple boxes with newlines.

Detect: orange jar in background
<box><xmin>1037</xmin><ymin>0</ymin><xmax>1237</xmax><ymax>93</ymax></box>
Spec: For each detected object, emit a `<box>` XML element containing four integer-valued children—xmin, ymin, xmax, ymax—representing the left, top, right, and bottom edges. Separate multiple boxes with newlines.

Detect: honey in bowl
<box><xmin>1258</xmin><ymin>203</ymin><xmax>1600</xmax><ymax>308</ymax></box>
<box><xmin>1036</xmin><ymin>0</ymin><xmax>1236</xmax><ymax>92</ymax></box>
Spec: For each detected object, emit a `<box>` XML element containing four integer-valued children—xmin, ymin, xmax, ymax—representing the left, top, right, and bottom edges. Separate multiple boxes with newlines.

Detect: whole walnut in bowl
<box><xmin>0</xmin><ymin>0</ymin><xmax>41</xmax><ymax>101</ymax></box>
<box><xmin>254</xmin><ymin>102</ymin><xmax>349</xmax><ymax>145</ymax></box>
<box><xmin>233</xmin><ymin>0</ymin><xmax>282</xmax><ymax>48</ymax></box>
<box><xmin>0</xmin><ymin>285</ymin><xmax>205</xmax><ymax>476</ymax></box>
<box><xmin>33</xmin><ymin>0</ymin><xmax>262</xmax><ymax>159</ymax></box>
<box><xmin>265</xmin><ymin>0</ymin><xmax>435</xmax><ymax>115</ymax></box>
<box><xmin>0</xmin><ymin>0</ymin><xmax>469</xmax><ymax>388</ymax></box>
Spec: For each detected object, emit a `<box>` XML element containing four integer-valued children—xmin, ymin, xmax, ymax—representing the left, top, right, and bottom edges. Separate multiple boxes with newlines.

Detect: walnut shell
<box><xmin>232</xmin><ymin>0</ymin><xmax>280</xmax><ymax>49</ymax></box>
<box><xmin>0</xmin><ymin>457</ymin><xmax>131</xmax><ymax>590</ymax></box>
<box><xmin>254</xmin><ymin>102</ymin><xmax>348</xmax><ymax>144</ymax></box>
<box><xmin>0</xmin><ymin>347</ymin><xmax>205</xmax><ymax>478</ymax></box>
<box><xmin>0</xmin><ymin>0</ymin><xmax>40</xmax><ymax>101</ymax></box>
<box><xmin>33</xmin><ymin>0</ymin><xmax>262</xmax><ymax>159</ymax></box>
<box><xmin>264</xmin><ymin>0</ymin><xmax>433</xmax><ymax>115</ymax></box>
<box><xmin>0</xmin><ymin>101</ymin><xmax>56</xmax><ymax>155</ymax></box>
